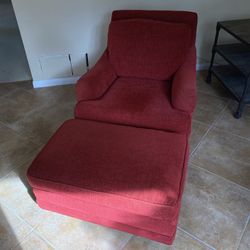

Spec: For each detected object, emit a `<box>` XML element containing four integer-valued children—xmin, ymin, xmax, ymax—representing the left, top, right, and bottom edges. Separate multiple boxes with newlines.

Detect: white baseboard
<box><xmin>32</xmin><ymin>63</ymin><xmax>209</xmax><ymax>88</ymax></box>
<box><xmin>32</xmin><ymin>76</ymin><xmax>81</xmax><ymax>88</ymax></box>
<box><xmin>196</xmin><ymin>63</ymin><xmax>209</xmax><ymax>71</ymax></box>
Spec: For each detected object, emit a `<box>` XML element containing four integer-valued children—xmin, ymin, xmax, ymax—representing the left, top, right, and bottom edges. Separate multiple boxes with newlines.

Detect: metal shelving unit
<box><xmin>206</xmin><ymin>19</ymin><xmax>250</xmax><ymax>118</ymax></box>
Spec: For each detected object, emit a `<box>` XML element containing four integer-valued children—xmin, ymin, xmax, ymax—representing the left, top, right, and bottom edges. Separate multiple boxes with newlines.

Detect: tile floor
<box><xmin>0</xmin><ymin>71</ymin><xmax>249</xmax><ymax>250</ymax></box>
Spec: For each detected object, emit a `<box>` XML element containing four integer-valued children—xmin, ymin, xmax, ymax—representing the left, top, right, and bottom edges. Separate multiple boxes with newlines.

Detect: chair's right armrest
<box><xmin>171</xmin><ymin>47</ymin><xmax>197</xmax><ymax>114</ymax></box>
<box><xmin>76</xmin><ymin>50</ymin><xmax>117</xmax><ymax>102</ymax></box>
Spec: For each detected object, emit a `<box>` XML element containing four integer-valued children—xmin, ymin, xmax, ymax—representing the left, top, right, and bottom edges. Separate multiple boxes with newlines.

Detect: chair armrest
<box><xmin>76</xmin><ymin>50</ymin><xmax>117</xmax><ymax>102</ymax></box>
<box><xmin>171</xmin><ymin>47</ymin><xmax>197</xmax><ymax>114</ymax></box>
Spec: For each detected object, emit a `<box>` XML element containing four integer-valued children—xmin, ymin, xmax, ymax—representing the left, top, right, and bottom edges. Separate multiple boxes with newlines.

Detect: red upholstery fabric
<box><xmin>76</xmin><ymin>51</ymin><xmax>117</xmax><ymax>102</ymax></box>
<box><xmin>111</xmin><ymin>10</ymin><xmax>197</xmax><ymax>46</ymax></box>
<box><xmin>38</xmin><ymin>200</ymin><xmax>175</xmax><ymax>245</ymax></box>
<box><xmin>27</xmin><ymin>10</ymin><xmax>197</xmax><ymax>245</ymax></box>
<box><xmin>76</xmin><ymin>10</ymin><xmax>197</xmax><ymax>134</ymax></box>
<box><xmin>28</xmin><ymin>119</ymin><xmax>188</xmax><ymax>207</ymax></box>
<box><xmin>27</xmin><ymin>119</ymin><xmax>190</xmax><ymax>244</ymax></box>
<box><xmin>34</xmin><ymin>189</ymin><xmax>179</xmax><ymax>235</ymax></box>
<box><xmin>172</xmin><ymin>47</ymin><xmax>197</xmax><ymax>113</ymax></box>
<box><xmin>75</xmin><ymin>77</ymin><xmax>191</xmax><ymax>133</ymax></box>
<box><xmin>108</xmin><ymin>19</ymin><xmax>191</xmax><ymax>80</ymax></box>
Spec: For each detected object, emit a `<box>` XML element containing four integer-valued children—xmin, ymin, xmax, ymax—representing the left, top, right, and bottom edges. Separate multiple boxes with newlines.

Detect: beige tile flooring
<box><xmin>0</xmin><ymin>72</ymin><xmax>249</xmax><ymax>250</ymax></box>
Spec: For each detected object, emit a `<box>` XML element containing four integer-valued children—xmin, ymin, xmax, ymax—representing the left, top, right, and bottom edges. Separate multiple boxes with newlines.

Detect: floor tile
<box><xmin>0</xmin><ymin>81</ymin><xmax>32</xmax><ymax>98</ymax></box>
<box><xmin>3</xmin><ymin>88</ymin><xmax>41</xmax><ymax>106</ymax></box>
<box><xmin>179</xmin><ymin>165</ymin><xmax>250</xmax><ymax>250</ymax></box>
<box><xmin>191</xmin><ymin>127</ymin><xmax>250</xmax><ymax>189</ymax></box>
<box><xmin>0</xmin><ymin>88</ymin><xmax>47</xmax><ymax>126</ymax></box>
<box><xmin>9</xmin><ymin>112</ymin><xmax>61</xmax><ymax>147</ymax></box>
<box><xmin>190</xmin><ymin>120</ymin><xmax>210</xmax><ymax>154</ymax></box>
<box><xmin>9</xmin><ymin>101</ymin><xmax>75</xmax><ymax>146</ymax></box>
<box><xmin>193</xmin><ymin>91</ymin><xmax>228</xmax><ymax>125</ymax></box>
<box><xmin>215</xmin><ymin>101</ymin><xmax>250</xmax><ymax>140</ymax></box>
<box><xmin>238</xmin><ymin>218</ymin><xmax>250</xmax><ymax>250</ymax></box>
<box><xmin>14</xmin><ymin>232</ymin><xmax>54</xmax><ymax>250</ymax></box>
<box><xmin>196</xmin><ymin>70</ymin><xmax>231</xmax><ymax>99</ymax></box>
<box><xmin>0</xmin><ymin>123</ymin><xmax>38</xmax><ymax>178</ymax></box>
<box><xmin>123</xmin><ymin>229</ymin><xmax>210</xmax><ymax>250</ymax></box>
<box><xmin>27</xmin><ymin>84</ymin><xmax>76</xmax><ymax>106</ymax></box>
<box><xmin>0</xmin><ymin>203</ymin><xmax>32</xmax><ymax>249</ymax></box>
<box><xmin>36</xmin><ymin>212</ymin><xmax>132</xmax><ymax>250</ymax></box>
<box><xmin>0</xmin><ymin>159</ymin><xmax>51</xmax><ymax>228</ymax></box>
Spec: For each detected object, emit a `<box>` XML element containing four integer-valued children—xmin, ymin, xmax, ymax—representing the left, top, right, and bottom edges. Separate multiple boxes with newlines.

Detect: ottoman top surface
<box><xmin>28</xmin><ymin>119</ymin><xmax>187</xmax><ymax>206</ymax></box>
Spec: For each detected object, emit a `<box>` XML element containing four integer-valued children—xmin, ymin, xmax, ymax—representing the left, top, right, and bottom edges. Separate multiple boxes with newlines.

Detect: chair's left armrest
<box><xmin>171</xmin><ymin>47</ymin><xmax>197</xmax><ymax>114</ymax></box>
<box><xmin>76</xmin><ymin>50</ymin><xmax>117</xmax><ymax>102</ymax></box>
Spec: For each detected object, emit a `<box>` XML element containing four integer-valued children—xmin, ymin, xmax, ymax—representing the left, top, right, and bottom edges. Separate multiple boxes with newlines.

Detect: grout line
<box><xmin>236</xmin><ymin>215</ymin><xmax>250</xmax><ymax>250</ymax></box>
<box><xmin>192</xmin><ymin>118</ymin><xmax>211</xmax><ymax>126</ymax></box>
<box><xmin>0</xmin><ymin>119</ymin><xmax>40</xmax><ymax>147</ymax></box>
<box><xmin>31</xmin><ymin>229</ymin><xmax>56</xmax><ymax>249</ymax></box>
<box><xmin>13</xmin><ymin>227</ymin><xmax>56</xmax><ymax>249</ymax></box>
<box><xmin>0</xmin><ymin>87</ymin><xmax>32</xmax><ymax>103</ymax></box>
<box><xmin>119</xmin><ymin>235</ymin><xmax>133</xmax><ymax>250</ymax></box>
<box><xmin>0</xmin><ymin>202</ymin><xmax>35</xmax><ymax>243</ymax></box>
<box><xmin>0</xmin><ymin>120</ymin><xmax>24</xmax><ymax>137</ymax></box>
<box><xmin>191</xmin><ymin>99</ymin><xmax>231</xmax><ymax>157</ymax></box>
<box><xmin>224</xmin><ymin>130</ymin><xmax>250</xmax><ymax>143</ymax></box>
<box><xmin>208</xmin><ymin>99</ymin><xmax>250</xmax><ymax>142</ymax></box>
<box><xmin>0</xmin><ymin>118</ymin><xmax>43</xmax><ymax>149</ymax></box>
<box><xmin>177</xmin><ymin>226</ymin><xmax>217</xmax><ymax>250</ymax></box>
<box><xmin>13</xmin><ymin>227</ymin><xmax>36</xmax><ymax>249</ymax></box>
<box><xmin>190</xmin><ymin>163</ymin><xmax>250</xmax><ymax>192</ymax></box>
<box><xmin>190</xmin><ymin>124</ymin><xmax>212</xmax><ymax>157</ymax></box>
<box><xmin>0</xmin><ymin>148</ymin><xmax>39</xmax><ymax>182</ymax></box>
<box><xmin>211</xmin><ymin>125</ymin><xmax>250</xmax><ymax>143</ymax></box>
<box><xmin>1</xmin><ymin>198</ymin><xmax>55</xmax><ymax>249</ymax></box>
<box><xmin>0</xmin><ymin>167</ymin><xmax>18</xmax><ymax>182</ymax></box>
<box><xmin>0</xmin><ymin>203</ymin><xmax>30</xmax><ymax>226</ymax></box>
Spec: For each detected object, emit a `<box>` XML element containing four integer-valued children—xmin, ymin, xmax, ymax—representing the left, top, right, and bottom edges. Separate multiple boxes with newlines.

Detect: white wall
<box><xmin>11</xmin><ymin>0</ymin><xmax>250</xmax><ymax>84</ymax></box>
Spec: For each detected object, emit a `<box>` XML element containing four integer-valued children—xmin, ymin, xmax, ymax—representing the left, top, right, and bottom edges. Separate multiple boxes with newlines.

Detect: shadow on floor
<box><xmin>0</xmin><ymin>206</ymin><xmax>23</xmax><ymax>249</ymax></box>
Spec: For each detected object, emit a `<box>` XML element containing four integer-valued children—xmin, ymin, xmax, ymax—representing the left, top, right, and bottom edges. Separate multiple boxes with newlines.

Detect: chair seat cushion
<box><xmin>27</xmin><ymin>119</ymin><xmax>189</xmax><ymax>220</ymax></box>
<box><xmin>75</xmin><ymin>77</ymin><xmax>190</xmax><ymax>133</ymax></box>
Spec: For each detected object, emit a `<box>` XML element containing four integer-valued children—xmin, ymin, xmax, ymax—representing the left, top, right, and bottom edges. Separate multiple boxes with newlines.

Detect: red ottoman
<box><xmin>27</xmin><ymin>119</ymin><xmax>189</xmax><ymax>244</ymax></box>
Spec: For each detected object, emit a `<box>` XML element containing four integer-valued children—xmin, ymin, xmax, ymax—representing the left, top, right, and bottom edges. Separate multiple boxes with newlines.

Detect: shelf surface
<box><xmin>215</xmin><ymin>43</ymin><xmax>250</xmax><ymax>76</ymax></box>
<box><xmin>219</xmin><ymin>19</ymin><xmax>250</xmax><ymax>44</ymax></box>
<box><xmin>211</xmin><ymin>65</ymin><xmax>250</xmax><ymax>103</ymax></box>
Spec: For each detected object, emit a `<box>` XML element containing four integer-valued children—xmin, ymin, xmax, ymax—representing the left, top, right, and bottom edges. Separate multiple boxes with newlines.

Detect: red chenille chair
<box><xmin>27</xmin><ymin>10</ymin><xmax>197</xmax><ymax>245</ymax></box>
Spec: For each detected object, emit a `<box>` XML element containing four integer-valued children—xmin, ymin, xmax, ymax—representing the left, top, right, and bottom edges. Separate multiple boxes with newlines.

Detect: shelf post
<box><xmin>206</xmin><ymin>23</ymin><xmax>221</xmax><ymax>84</ymax></box>
<box><xmin>234</xmin><ymin>76</ymin><xmax>250</xmax><ymax>118</ymax></box>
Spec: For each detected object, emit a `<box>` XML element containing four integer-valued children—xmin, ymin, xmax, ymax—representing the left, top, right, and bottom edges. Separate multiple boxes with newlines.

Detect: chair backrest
<box><xmin>111</xmin><ymin>10</ymin><xmax>197</xmax><ymax>46</ymax></box>
<box><xmin>107</xmin><ymin>10</ymin><xmax>197</xmax><ymax>80</ymax></box>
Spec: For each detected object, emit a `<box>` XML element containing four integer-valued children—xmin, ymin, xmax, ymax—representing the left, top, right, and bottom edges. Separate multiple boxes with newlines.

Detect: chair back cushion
<box><xmin>111</xmin><ymin>10</ymin><xmax>197</xmax><ymax>46</ymax></box>
<box><xmin>108</xmin><ymin>19</ymin><xmax>191</xmax><ymax>80</ymax></box>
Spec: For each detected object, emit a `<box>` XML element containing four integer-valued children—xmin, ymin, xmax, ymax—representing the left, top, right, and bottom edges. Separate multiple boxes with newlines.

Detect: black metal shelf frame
<box><xmin>206</xmin><ymin>20</ymin><xmax>250</xmax><ymax>119</ymax></box>
<box><xmin>211</xmin><ymin>65</ymin><xmax>250</xmax><ymax>102</ymax></box>
<box><xmin>215</xmin><ymin>44</ymin><xmax>250</xmax><ymax>77</ymax></box>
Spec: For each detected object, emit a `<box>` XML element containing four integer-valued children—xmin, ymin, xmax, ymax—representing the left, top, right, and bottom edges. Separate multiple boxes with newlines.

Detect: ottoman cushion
<box><xmin>27</xmin><ymin>119</ymin><xmax>189</xmax><ymax>243</ymax></box>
